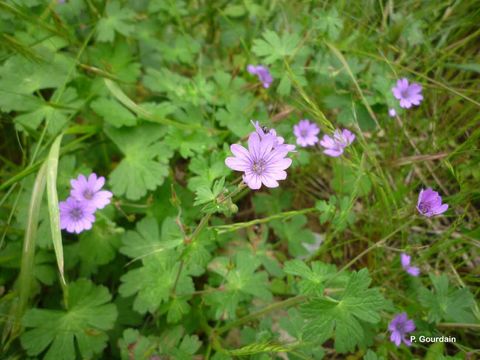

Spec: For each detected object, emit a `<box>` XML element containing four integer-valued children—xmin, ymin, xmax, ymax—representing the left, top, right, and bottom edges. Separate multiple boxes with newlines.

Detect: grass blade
<box><xmin>325</xmin><ymin>41</ymin><xmax>381</xmax><ymax>129</ymax></box>
<box><xmin>104</xmin><ymin>78</ymin><xmax>209</xmax><ymax>131</ymax></box>
<box><xmin>46</xmin><ymin>134</ymin><xmax>66</xmax><ymax>286</ymax></box>
<box><xmin>2</xmin><ymin>163</ymin><xmax>47</xmax><ymax>347</ymax></box>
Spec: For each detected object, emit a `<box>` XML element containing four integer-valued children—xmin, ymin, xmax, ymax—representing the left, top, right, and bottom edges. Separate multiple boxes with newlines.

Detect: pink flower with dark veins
<box><xmin>247</xmin><ymin>65</ymin><xmax>273</xmax><ymax>88</ymax></box>
<box><xmin>293</xmin><ymin>119</ymin><xmax>320</xmax><ymax>147</ymax></box>
<box><xmin>416</xmin><ymin>188</ymin><xmax>448</xmax><ymax>217</ymax></box>
<box><xmin>70</xmin><ymin>173</ymin><xmax>113</xmax><ymax>210</ymax></box>
<box><xmin>225</xmin><ymin>132</ymin><xmax>293</xmax><ymax>190</ymax></box>
<box><xmin>392</xmin><ymin>78</ymin><xmax>423</xmax><ymax>109</ymax></box>
<box><xmin>319</xmin><ymin>129</ymin><xmax>355</xmax><ymax>157</ymax></box>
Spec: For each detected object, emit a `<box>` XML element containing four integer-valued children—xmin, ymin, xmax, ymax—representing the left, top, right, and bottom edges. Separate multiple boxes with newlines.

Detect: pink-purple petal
<box><xmin>225</xmin><ymin>157</ymin><xmax>251</xmax><ymax>171</ymax></box>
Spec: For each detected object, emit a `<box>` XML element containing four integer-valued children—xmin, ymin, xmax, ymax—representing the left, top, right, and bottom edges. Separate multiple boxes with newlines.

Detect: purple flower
<box><xmin>70</xmin><ymin>173</ymin><xmax>112</xmax><ymax>210</ymax></box>
<box><xmin>251</xmin><ymin>120</ymin><xmax>296</xmax><ymax>154</ymax></box>
<box><xmin>319</xmin><ymin>129</ymin><xmax>355</xmax><ymax>157</ymax></box>
<box><xmin>388</xmin><ymin>313</ymin><xmax>415</xmax><ymax>347</ymax></box>
<box><xmin>400</xmin><ymin>253</ymin><xmax>420</xmax><ymax>277</ymax></box>
<box><xmin>59</xmin><ymin>197</ymin><xmax>96</xmax><ymax>234</ymax></box>
<box><xmin>417</xmin><ymin>188</ymin><xmax>448</xmax><ymax>217</ymax></box>
<box><xmin>225</xmin><ymin>132</ymin><xmax>293</xmax><ymax>190</ymax></box>
<box><xmin>247</xmin><ymin>65</ymin><xmax>273</xmax><ymax>88</ymax></box>
<box><xmin>388</xmin><ymin>108</ymin><xmax>397</xmax><ymax>117</ymax></box>
<box><xmin>392</xmin><ymin>78</ymin><xmax>423</xmax><ymax>109</ymax></box>
<box><xmin>293</xmin><ymin>119</ymin><xmax>320</xmax><ymax>147</ymax></box>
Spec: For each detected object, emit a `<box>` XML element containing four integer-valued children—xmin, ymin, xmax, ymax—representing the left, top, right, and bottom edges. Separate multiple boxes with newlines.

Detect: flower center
<box><xmin>418</xmin><ymin>203</ymin><xmax>430</xmax><ymax>214</ymax></box>
<box><xmin>83</xmin><ymin>189</ymin><xmax>94</xmax><ymax>200</ymax></box>
<box><xmin>300</xmin><ymin>129</ymin><xmax>308</xmax><ymax>137</ymax></box>
<box><xmin>401</xmin><ymin>89</ymin><xmax>410</xmax><ymax>99</ymax></box>
<box><xmin>70</xmin><ymin>207</ymin><xmax>83</xmax><ymax>221</ymax></box>
<box><xmin>396</xmin><ymin>322</ymin><xmax>406</xmax><ymax>334</ymax></box>
<box><xmin>334</xmin><ymin>132</ymin><xmax>347</xmax><ymax>146</ymax></box>
<box><xmin>252</xmin><ymin>159</ymin><xmax>266</xmax><ymax>175</ymax></box>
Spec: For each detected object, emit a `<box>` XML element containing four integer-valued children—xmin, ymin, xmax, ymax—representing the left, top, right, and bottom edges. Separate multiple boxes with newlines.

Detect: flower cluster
<box><xmin>292</xmin><ymin>119</ymin><xmax>355</xmax><ymax>156</ymax></box>
<box><xmin>320</xmin><ymin>129</ymin><xmax>356</xmax><ymax>157</ymax></box>
<box><xmin>59</xmin><ymin>173</ymin><xmax>112</xmax><ymax>234</ymax></box>
<box><xmin>226</xmin><ymin>120</ymin><xmax>360</xmax><ymax>189</ymax></box>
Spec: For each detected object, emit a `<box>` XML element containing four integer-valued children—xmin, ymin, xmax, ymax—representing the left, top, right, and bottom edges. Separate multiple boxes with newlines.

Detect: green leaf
<box><xmin>0</xmin><ymin>53</ymin><xmax>74</xmax><ymax>112</ymax></box>
<box><xmin>313</xmin><ymin>8</ymin><xmax>343</xmax><ymax>40</ymax></box>
<box><xmin>402</xmin><ymin>18</ymin><xmax>424</xmax><ymax>46</ymax></box>
<box><xmin>253</xmin><ymin>191</ymin><xmax>292</xmax><ymax>215</ymax></box>
<box><xmin>194</xmin><ymin>177</ymin><xmax>225</xmax><ymax>206</ymax></box>
<box><xmin>277</xmin><ymin>72</ymin><xmax>292</xmax><ymax>96</ymax></box>
<box><xmin>213</xmin><ymin>71</ymin><xmax>247</xmax><ymax>105</ymax></box>
<box><xmin>188</xmin><ymin>151</ymin><xmax>230</xmax><ymax>191</ymax></box>
<box><xmin>119</xmin><ymin>252</ymin><xmax>193</xmax><ymax>314</ymax></box>
<box><xmin>21</xmin><ymin>279</ymin><xmax>117</xmax><ymax>360</ymax></box>
<box><xmin>89</xmin><ymin>42</ymin><xmax>141</xmax><ymax>82</ymax></box>
<box><xmin>270</xmin><ymin>215</ymin><xmax>315</xmax><ymax>256</ymax></box>
<box><xmin>104</xmin><ymin>79</ymin><xmax>189</xmax><ymax>129</ymax></box>
<box><xmin>120</xmin><ymin>216</ymin><xmax>183</xmax><ymax>261</ymax></box>
<box><xmin>284</xmin><ymin>260</ymin><xmax>338</xmax><ymax>296</ymax></box>
<box><xmin>216</xmin><ymin>95</ymin><xmax>253</xmax><ymax>137</ymax></box>
<box><xmin>15</xmin><ymin>87</ymin><xmax>81</xmax><ymax>134</ymax></box>
<box><xmin>118</xmin><ymin>328</ymin><xmax>154</xmax><ymax>360</ymax></box>
<box><xmin>331</xmin><ymin>163</ymin><xmax>372</xmax><ymax>197</ymax></box>
<box><xmin>301</xmin><ymin>269</ymin><xmax>387</xmax><ymax>353</ymax></box>
<box><xmin>104</xmin><ymin>124</ymin><xmax>173</xmax><ymax>200</ymax></box>
<box><xmin>78</xmin><ymin>217</ymin><xmax>122</xmax><ymax>275</ymax></box>
<box><xmin>165</xmin><ymin>126</ymin><xmax>216</xmax><ymax>158</ymax></box>
<box><xmin>206</xmin><ymin>252</ymin><xmax>272</xmax><ymax>319</ymax></box>
<box><xmin>279</xmin><ymin>308</ymin><xmax>325</xmax><ymax>359</ymax></box>
<box><xmin>418</xmin><ymin>274</ymin><xmax>477</xmax><ymax>323</ymax></box>
<box><xmin>315</xmin><ymin>196</ymin><xmax>355</xmax><ymax>231</ymax></box>
<box><xmin>96</xmin><ymin>2</ymin><xmax>136</xmax><ymax>43</ymax></box>
<box><xmin>182</xmin><ymin>228</ymin><xmax>214</xmax><ymax>276</ymax></box>
<box><xmin>171</xmin><ymin>334</ymin><xmax>201</xmax><ymax>359</ymax></box>
<box><xmin>166</xmin><ymin>297</ymin><xmax>191</xmax><ymax>323</ymax></box>
<box><xmin>143</xmin><ymin>69</ymin><xmax>214</xmax><ymax>106</ymax></box>
<box><xmin>223</xmin><ymin>4</ymin><xmax>246</xmax><ymax>17</ymax></box>
<box><xmin>156</xmin><ymin>34</ymin><xmax>201</xmax><ymax>64</ymax></box>
<box><xmin>252</xmin><ymin>30</ymin><xmax>301</xmax><ymax>64</ymax></box>
<box><xmin>315</xmin><ymin>199</ymin><xmax>335</xmax><ymax>224</ymax></box>
<box><xmin>364</xmin><ymin>349</ymin><xmax>386</xmax><ymax>360</ymax></box>
<box><xmin>90</xmin><ymin>97</ymin><xmax>137</xmax><ymax>127</ymax></box>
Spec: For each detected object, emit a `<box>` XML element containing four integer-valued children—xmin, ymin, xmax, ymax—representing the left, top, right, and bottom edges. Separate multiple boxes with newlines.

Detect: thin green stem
<box><xmin>216</xmin><ymin>295</ymin><xmax>307</xmax><ymax>335</ymax></box>
<box><xmin>336</xmin><ymin>219</ymin><xmax>415</xmax><ymax>276</ymax></box>
<box><xmin>211</xmin><ymin>208</ymin><xmax>316</xmax><ymax>234</ymax></box>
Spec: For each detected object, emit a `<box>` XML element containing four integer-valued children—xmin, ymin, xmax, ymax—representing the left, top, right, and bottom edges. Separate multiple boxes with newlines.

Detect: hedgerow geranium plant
<box><xmin>0</xmin><ymin>1</ymin><xmax>479</xmax><ymax>359</ymax></box>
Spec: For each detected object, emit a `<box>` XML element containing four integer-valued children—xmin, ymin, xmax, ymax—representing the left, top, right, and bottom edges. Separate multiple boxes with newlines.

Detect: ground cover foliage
<box><xmin>0</xmin><ymin>0</ymin><xmax>479</xmax><ymax>359</ymax></box>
